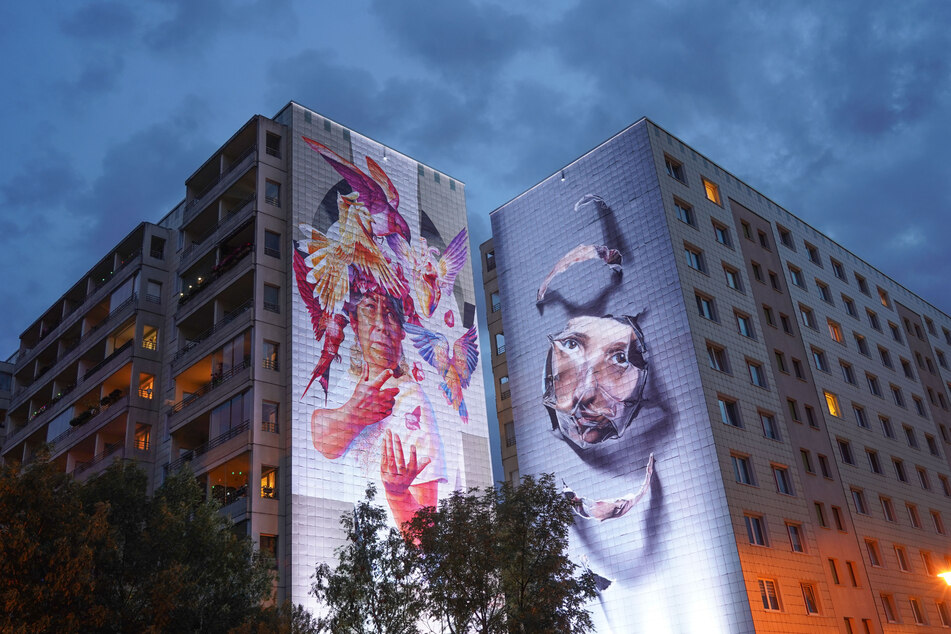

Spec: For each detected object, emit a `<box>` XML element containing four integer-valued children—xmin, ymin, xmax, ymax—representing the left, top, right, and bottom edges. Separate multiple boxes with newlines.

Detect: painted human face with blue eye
<box><xmin>547</xmin><ymin>316</ymin><xmax>646</xmax><ymax>446</ymax></box>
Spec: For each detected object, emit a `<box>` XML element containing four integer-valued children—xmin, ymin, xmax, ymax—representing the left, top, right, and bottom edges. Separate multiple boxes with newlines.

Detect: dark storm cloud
<box><xmin>143</xmin><ymin>0</ymin><xmax>296</xmax><ymax>54</ymax></box>
<box><xmin>0</xmin><ymin>148</ymin><xmax>85</xmax><ymax>211</ymax></box>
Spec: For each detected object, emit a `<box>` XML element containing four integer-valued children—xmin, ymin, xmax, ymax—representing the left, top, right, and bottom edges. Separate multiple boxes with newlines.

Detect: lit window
<box><xmin>758</xmin><ymin>579</ymin><xmax>781</xmax><ymax>611</ymax></box>
<box><xmin>702</xmin><ymin>177</ymin><xmax>721</xmax><ymax>205</ymax></box>
<box><xmin>877</xmin><ymin>287</ymin><xmax>890</xmax><ymax>308</ymax></box>
<box><xmin>262</xmin><ymin>400</ymin><xmax>279</xmax><ymax>433</ymax></box>
<box><xmin>263</xmin><ymin>340</ymin><xmax>279</xmax><ymax>371</ymax></box>
<box><xmin>787</xmin><ymin>523</ymin><xmax>804</xmax><ymax>552</ymax></box>
<box><xmin>261</xmin><ymin>466</ymin><xmax>278</xmax><ymax>499</ymax></box>
<box><xmin>142</xmin><ymin>326</ymin><xmax>159</xmax><ymax>351</ymax></box>
<box><xmin>773</xmin><ymin>466</ymin><xmax>793</xmax><ymax>495</ymax></box>
<box><xmin>664</xmin><ymin>155</ymin><xmax>685</xmax><ymax>182</ymax></box>
<box><xmin>828</xmin><ymin>320</ymin><xmax>844</xmax><ymax>343</ymax></box>
<box><xmin>674</xmin><ymin>199</ymin><xmax>694</xmax><ymax>225</ymax></box>
<box><xmin>801</xmin><ymin>583</ymin><xmax>819</xmax><ymax>615</ymax></box>
<box><xmin>718</xmin><ymin>397</ymin><xmax>741</xmax><ymax>427</ymax></box>
<box><xmin>732</xmin><ymin>454</ymin><xmax>755</xmax><ymax>485</ymax></box>
<box><xmin>745</xmin><ymin>514</ymin><xmax>768</xmax><ymax>546</ymax></box>
<box><xmin>139</xmin><ymin>374</ymin><xmax>154</xmax><ymax>400</ymax></box>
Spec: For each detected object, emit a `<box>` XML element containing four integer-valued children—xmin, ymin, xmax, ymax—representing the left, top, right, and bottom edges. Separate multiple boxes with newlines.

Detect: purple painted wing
<box><xmin>403</xmin><ymin>323</ymin><xmax>449</xmax><ymax>370</ymax></box>
<box><xmin>302</xmin><ymin>136</ymin><xmax>388</xmax><ymax>215</ymax></box>
<box><xmin>438</xmin><ymin>227</ymin><xmax>468</xmax><ymax>289</ymax></box>
<box><xmin>451</xmin><ymin>326</ymin><xmax>479</xmax><ymax>388</ymax></box>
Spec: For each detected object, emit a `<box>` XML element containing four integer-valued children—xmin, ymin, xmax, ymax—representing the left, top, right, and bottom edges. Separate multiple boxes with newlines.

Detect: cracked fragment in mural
<box><xmin>393</xmin><ymin>227</ymin><xmax>468</xmax><ymax>318</ymax></box>
<box><xmin>544</xmin><ymin>315</ymin><xmax>648</xmax><ymax>449</ymax></box>
<box><xmin>536</xmin><ymin>244</ymin><xmax>622</xmax><ymax>303</ymax></box>
<box><xmin>404</xmin><ymin>323</ymin><xmax>479</xmax><ymax>424</ymax></box>
<box><xmin>563</xmin><ymin>454</ymin><xmax>654</xmax><ymax>521</ymax></box>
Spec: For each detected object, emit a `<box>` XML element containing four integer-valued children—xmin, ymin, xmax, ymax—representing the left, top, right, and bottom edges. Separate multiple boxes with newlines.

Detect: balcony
<box><xmin>168</xmin><ymin>358</ymin><xmax>251</xmax><ymax>415</ymax></box>
<box><xmin>183</xmin><ymin>145</ymin><xmax>256</xmax><ymax>225</ymax></box>
<box><xmin>72</xmin><ymin>441</ymin><xmax>123</xmax><ymax>476</ymax></box>
<box><xmin>166</xmin><ymin>419</ymin><xmax>250</xmax><ymax>474</ymax></box>
<box><xmin>176</xmin><ymin>243</ymin><xmax>253</xmax><ymax>310</ymax></box>
<box><xmin>179</xmin><ymin>195</ymin><xmax>255</xmax><ymax>269</ymax></box>
<box><xmin>173</xmin><ymin>300</ymin><xmax>252</xmax><ymax>368</ymax></box>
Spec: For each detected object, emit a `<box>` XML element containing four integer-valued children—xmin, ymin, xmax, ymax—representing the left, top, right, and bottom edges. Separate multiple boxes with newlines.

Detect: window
<box><xmin>828</xmin><ymin>319</ymin><xmax>844</xmax><ymax>343</ymax></box>
<box><xmin>878</xmin><ymin>346</ymin><xmax>892</xmax><ymax>368</ymax></box>
<box><xmin>842</xmin><ymin>295</ymin><xmax>857</xmax><ymax>317</ymax></box>
<box><xmin>854</xmin><ymin>333</ymin><xmax>869</xmax><ymax>356</ymax></box>
<box><xmin>758</xmin><ymin>579</ymin><xmax>781</xmax><ymax>611</ymax></box>
<box><xmin>760</xmin><ymin>412</ymin><xmax>780</xmax><ymax>440</ymax></box>
<box><xmin>919</xmin><ymin>466</ymin><xmax>932</xmax><ymax>490</ymax></box>
<box><xmin>713</xmin><ymin>222</ymin><xmax>732</xmax><ymax>246</ymax></box>
<box><xmin>891</xmin><ymin>385</ymin><xmax>905</xmax><ymax>407</ymax></box>
<box><xmin>261</xmin><ymin>466</ymin><xmax>278</xmax><ymax>499</ymax></box>
<box><xmin>851</xmin><ymin>489</ymin><xmax>868</xmax><ymax>515</ymax></box>
<box><xmin>800</xmin><ymin>449</ymin><xmax>814</xmax><ymax>473</ymax></box>
<box><xmin>866</xmin><ymin>373</ymin><xmax>881</xmax><ymax>396</ymax></box>
<box><xmin>495</xmin><ymin>332</ymin><xmax>505</xmax><ymax>355</ymax></box>
<box><xmin>134</xmin><ymin>425</ymin><xmax>151</xmax><ymax>452</ymax></box>
<box><xmin>264</xmin><ymin>230</ymin><xmax>281</xmax><ymax>258</ymax></box>
<box><xmin>914</xmin><ymin>396</ymin><xmax>926</xmax><ymax>417</ymax></box>
<box><xmin>262</xmin><ymin>400</ymin><xmax>279</xmax><ymax>433</ymax></box>
<box><xmin>852</xmin><ymin>404</ymin><xmax>868</xmax><ymax>427</ymax></box>
<box><xmin>845</xmin><ymin>560</ymin><xmax>859</xmax><ymax>587</ymax></box>
<box><xmin>774</xmin><ymin>350</ymin><xmax>788</xmax><ymax>373</ymax></box>
<box><xmin>844</xmin><ymin>618</ymin><xmax>854</xmax><ymax>634</ymax></box>
<box><xmin>263</xmin><ymin>284</ymin><xmax>280</xmax><ymax>313</ymax></box>
<box><xmin>877</xmin><ymin>287</ymin><xmax>891</xmax><ymax>308</ymax></box>
<box><xmin>751</xmin><ymin>261</ymin><xmax>763</xmax><ymax>282</ymax></box>
<box><xmin>787</xmin><ymin>523</ymin><xmax>804</xmax><ymax>552</ymax></box>
<box><xmin>894</xmin><ymin>545</ymin><xmax>910</xmax><ymax>572</ymax></box>
<box><xmin>866</xmin><ymin>449</ymin><xmax>881</xmax><ymax>474</ymax></box>
<box><xmin>816</xmin><ymin>280</ymin><xmax>832</xmax><ymax>304</ymax></box>
<box><xmin>696</xmin><ymin>293</ymin><xmax>717</xmax><ymax>321</ymax></box>
<box><xmin>880</xmin><ymin>496</ymin><xmax>895</xmax><ymax>522</ymax></box>
<box><xmin>831</xmin><ymin>259</ymin><xmax>845</xmax><ymax>280</ymax></box>
<box><xmin>826</xmin><ymin>390</ymin><xmax>842</xmax><ymax>417</ymax></box>
<box><xmin>832</xmin><ymin>505</ymin><xmax>845</xmax><ymax>531</ymax></box>
<box><xmin>768</xmin><ymin>270</ymin><xmax>781</xmax><ymax>291</ymax></box>
<box><xmin>499</xmin><ymin>376</ymin><xmax>510</xmax><ymax>400</ymax></box>
<box><xmin>788</xmin><ymin>398</ymin><xmax>801</xmax><ymax>423</ymax></box>
<box><xmin>149</xmin><ymin>235</ymin><xmax>165</xmax><ymax>260</ymax></box>
<box><xmin>888</xmin><ymin>322</ymin><xmax>902</xmax><ymax>343</ymax></box>
<box><xmin>762</xmin><ymin>304</ymin><xmax>775</xmax><ymax>327</ymax></box>
<box><xmin>734</xmin><ymin>313</ymin><xmax>754</xmax><ymax>339</ymax></box>
<box><xmin>815</xmin><ymin>502</ymin><xmax>828</xmax><ymax>527</ymax></box>
<box><xmin>778</xmin><ymin>226</ymin><xmax>793</xmax><ymax>248</ymax></box>
<box><xmin>940</xmin><ymin>474</ymin><xmax>951</xmax><ymax>497</ymax></box>
<box><xmin>799</xmin><ymin>304</ymin><xmax>817</xmax><ymax>329</ymax></box>
<box><xmin>490</xmin><ymin>291</ymin><xmax>501</xmax><ymax>312</ymax></box>
<box><xmin>837</xmin><ymin>438</ymin><xmax>854</xmax><ymax>464</ymax></box>
<box><xmin>773</xmin><ymin>466</ymin><xmax>793</xmax><ymax>495</ymax></box>
<box><xmin>504</xmin><ymin>422</ymin><xmax>516</xmax><ymax>447</ymax></box>
<box><xmin>732</xmin><ymin>454</ymin><xmax>755</xmax><ymax>485</ymax></box>
<box><xmin>805</xmin><ymin>405</ymin><xmax>818</xmax><ymax>428</ymax></box>
<box><xmin>901</xmin><ymin>358</ymin><xmax>914</xmax><ymax>379</ymax></box>
<box><xmin>880</xmin><ymin>416</ymin><xmax>894</xmax><ymax>438</ymax></box>
<box><xmin>485</xmin><ymin>250</ymin><xmax>496</xmax><ymax>271</ymax></box>
<box><xmin>880</xmin><ymin>594</ymin><xmax>897</xmax><ymax>623</ymax></box>
<box><xmin>674</xmin><ymin>199</ymin><xmax>694</xmax><ymax>225</ymax></box>
<box><xmin>818</xmin><ymin>454</ymin><xmax>832</xmax><ymax>478</ymax></box>
<box><xmin>757</xmin><ymin>230</ymin><xmax>770</xmax><ymax>250</ymax></box>
<box><xmin>903</xmin><ymin>424</ymin><xmax>918</xmax><ymax>448</ymax></box>
<box><xmin>806</xmin><ymin>243</ymin><xmax>821</xmax><ymax>265</ymax></box>
<box><xmin>789</xmin><ymin>265</ymin><xmax>805</xmax><ymax>287</ymax></box>
<box><xmin>265</xmin><ymin>179</ymin><xmax>281</xmax><ymax>206</ymax></box>
<box><xmin>865</xmin><ymin>539</ymin><xmax>882</xmax><ymax>567</ymax></box>
<box><xmin>910</xmin><ymin>598</ymin><xmax>926</xmax><ymax>625</ymax></box>
<box><xmin>702</xmin><ymin>177</ymin><xmax>721</xmax><ymax>205</ymax></box>
<box><xmin>259</xmin><ymin>534</ymin><xmax>278</xmax><ymax>567</ymax></box>
<box><xmin>938</xmin><ymin>349</ymin><xmax>948</xmax><ymax>368</ymax></box>
<box><xmin>855</xmin><ymin>273</ymin><xmax>869</xmax><ymax>295</ymax></box>
<box><xmin>907</xmin><ymin>503</ymin><xmax>921</xmax><ymax>528</ymax></box>
<box><xmin>664</xmin><ymin>155</ymin><xmax>685</xmax><ymax>182</ymax></box>
<box><xmin>718</xmin><ymin>397</ymin><xmax>741</xmax><ymax>427</ymax></box>
<box><xmin>828</xmin><ymin>559</ymin><xmax>840</xmax><ymax>584</ymax></box>
<box><xmin>798</xmin><ymin>583</ymin><xmax>819</xmax><ymax>615</ymax></box>
<box><xmin>894</xmin><ymin>458</ymin><xmax>908</xmax><ymax>483</ymax></box>
<box><xmin>684</xmin><ymin>245</ymin><xmax>706</xmax><ymax>272</ymax></box>
<box><xmin>745</xmin><ymin>514</ymin><xmax>768</xmax><ymax>546</ymax></box>
<box><xmin>812</xmin><ymin>348</ymin><xmax>829</xmax><ymax>372</ymax></box>
<box><xmin>939</xmin><ymin>602</ymin><xmax>951</xmax><ymax>627</ymax></box>
<box><xmin>142</xmin><ymin>326</ymin><xmax>159</xmax><ymax>351</ymax></box>
<box><xmin>264</xmin><ymin>131</ymin><xmax>282</xmax><ymax>158</ymax></box>
<box><xmin>724</xmin><ymin>265</ymin><xmax>742</xmax><ymax>291</ymax></box>
<box><xmin>792</xmin><ymin>358</ymin><xmax>805</xmax><ymax>379</ymax></box>
<box><xmin>748</xmin><ymin>361</ymin><xmax>766</xmax><ymax>387</ymax></box>
<box><xmin>263</xmin><ymin>340</ymin><xmax>279</xmax><ymax>371</ymax></box>
<box><xmin>867</xmin><ymin>309</ymin><xmax>881</xmax><ymax>331</ymax></box>
<box><xmin>841</xmin><ymin>362</ymin><xmax>856</xmax><ymax>384</ymax></box>
<box><xmin>780</xmin><ymin>313</ymin><xmax>792</xmax><ymax>334</ymax></box>
<box><xmin>707</xmin><ymin>343</ymin><xmax>729</xmax><ymax>372</ymax></box>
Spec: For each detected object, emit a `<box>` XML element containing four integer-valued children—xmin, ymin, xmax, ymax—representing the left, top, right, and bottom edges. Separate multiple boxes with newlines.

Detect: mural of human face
<box><xmin>545</xmin><ymin>315</ymin><xmax>647</xmax><ymax>448</ymax></box>
<box><xmin>352</xmin><ymin>292</ymin><xmax>404</xmax><ymax>375</ymax></box>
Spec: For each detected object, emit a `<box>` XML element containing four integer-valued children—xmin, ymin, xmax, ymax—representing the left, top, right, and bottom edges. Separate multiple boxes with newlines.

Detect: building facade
<box><xmin>483</xmin><ymin>118</ymin><xmax>951</xmax><ymax>633</ymax></box>
<box><xmin>0</xmin><ymin>101</ymin><xmax>493</xmax><ymax>610</ymax></box>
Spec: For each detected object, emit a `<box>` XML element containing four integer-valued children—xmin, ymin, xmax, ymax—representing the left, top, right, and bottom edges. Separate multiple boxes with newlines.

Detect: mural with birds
<box><xmin>403</xmin><ymin>323</ymin><xmax>479</xmax><ymax>424</ymax></box>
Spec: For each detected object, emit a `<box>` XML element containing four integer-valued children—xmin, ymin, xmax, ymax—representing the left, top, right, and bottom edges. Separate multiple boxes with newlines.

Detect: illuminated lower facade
<box><xmin>0</xmin><ymin>101</ymin><xmax>493</xmax><ymax>609</ymax></box>
<box><xmin>483</xmin><ymin>118</ymin><xmax>951</xmax><ymax>632</ymax></box>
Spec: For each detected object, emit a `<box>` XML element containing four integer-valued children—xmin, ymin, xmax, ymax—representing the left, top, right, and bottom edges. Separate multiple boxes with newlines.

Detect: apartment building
<box><xmin>0</xmin><ymin>101</ymin><xmax>493</xmax><ymax>609</ymax></box>
<box><xmin>483</xmin><ymin>118</ymin><xmax>951</xmax><ymax>633</ymax></box>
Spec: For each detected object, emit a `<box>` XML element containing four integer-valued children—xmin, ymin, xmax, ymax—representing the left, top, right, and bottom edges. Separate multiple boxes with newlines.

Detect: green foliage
<box><xmin>311</xmin><ymin>485</ymin><xmax>424</xmax><ymax>634</ymax></box>
<box><xmin>0</xmin><ymin>455</ymin><xmax>277</xmax><ymax>633</ymax></box>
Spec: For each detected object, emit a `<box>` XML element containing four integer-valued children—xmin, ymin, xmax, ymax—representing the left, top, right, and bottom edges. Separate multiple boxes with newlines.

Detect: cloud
<box><xmin>59</xmin><ymin>1</ymin><xmax>139</xmax><ymax>39</ymax></box>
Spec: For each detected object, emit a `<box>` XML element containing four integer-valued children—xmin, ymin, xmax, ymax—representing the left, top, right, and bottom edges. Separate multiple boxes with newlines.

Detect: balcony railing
<box><xmin>496</xmin><ymin>345</ymin><xmax>506</xmax><ymax>355</ymax></box>
<box><xmin>168</xmin><ymin>358</ymin><xmax>250</xmax><ymax>414</ymax></box>
<box><xmin>262</xmin><ymin>420</ymin><xmax>279</xmax><ymax>434</ymax></box>
<box><xmin>500</xmin><ymin>390</ymin><xmax>511</xmax><ymax>400</ymax></box>
<box><xmin>172</xmin><ymin>299</ymin><xmax>252</xmax><ymax>365</ymax></box>
<box><xmin>506</xmin><ymin>435</ymin><xmax>517</xmax><ymax>447</ymax></box>
<box><xmin>492</xmin><ymin>302</ymin><xmax>501</xmax><ymax>312</ymax></box>
<box><xmin>183</xmin><ymin>145</ymin><xmax>256</xmax><ymax>219</ymax></box>
<box><xmin>82</xmin><ymin>339</ymin><xmax>133</xmax><ymax>382</ymax></box>
<box><xmin>72</xmin><ymin>441</ymin><xmax>123</xmax><ymax>475</ymax></box>
<box><xmin>166</xmin><ymin>419</ymin><xmax>250</xmax><ymax>473</ymax></box>
<box><xmin>263</xmin><ymin>302</ymin><xmax>280</xmax><ymax>313</ymax></box>
<box><xmin>177</xmin><ymin>243</ymin><xmax>253</xmax><ymax>307</ymax></box>
<box><xmin>262</xmin><ymin>359</ymin><xmax>279</xmax><ymax>371</ymax></box>
<box><xmin>180</xmin><ymin>195</ymin><xmax>254</xmax><ymax>261</ymax></box>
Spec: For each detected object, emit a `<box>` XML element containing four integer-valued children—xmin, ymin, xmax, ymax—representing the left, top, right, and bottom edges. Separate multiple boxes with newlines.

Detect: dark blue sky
<box><xmin>2</xmin><ymin>2</ymin><xmax>950</xmax><ymax>473</ymax></box>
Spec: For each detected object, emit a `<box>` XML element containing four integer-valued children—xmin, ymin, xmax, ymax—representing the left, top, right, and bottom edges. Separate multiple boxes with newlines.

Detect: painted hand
<box><xmin>381</xmin><ymin>429</ymin><xmax>431</xmax><ymax>496</ymax></box>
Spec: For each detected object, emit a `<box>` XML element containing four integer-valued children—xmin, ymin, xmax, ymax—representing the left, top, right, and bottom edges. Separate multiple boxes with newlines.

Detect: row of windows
<box><xmin>717</xmin><ymin>397</ymin><xmax>781</xmax><ymax>440</ymax></box>
<box><xmin>664</xmin><ymin>155</ymin><xmax>723</xmax><ymax>207</ymax></box>
<box><xmin>833</xmin><ymin>435</ymin><xmax>948</xmax><ymax>492</ymax></box>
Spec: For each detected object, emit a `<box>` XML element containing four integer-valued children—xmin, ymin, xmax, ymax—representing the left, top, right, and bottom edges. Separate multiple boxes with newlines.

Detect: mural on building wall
<box><xmin>293</xmin><ymin>137</ymin><xmax>478</xmax><ymax>530</ymax></box>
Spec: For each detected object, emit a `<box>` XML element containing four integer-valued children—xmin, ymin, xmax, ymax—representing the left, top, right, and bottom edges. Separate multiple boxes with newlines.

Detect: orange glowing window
<box><xmin>824</xmin><ymin>391</ymin><xmax>841</xmax><ymax>418</ymax></box>
<box><xmin>702</xmin><ymin>178</ymin><xmax>722</xmax><ymax>205</ymax></box>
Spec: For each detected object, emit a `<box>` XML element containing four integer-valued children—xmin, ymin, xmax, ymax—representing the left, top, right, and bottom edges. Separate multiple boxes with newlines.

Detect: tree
<box><xmin>311</xmin><ymin>485</ymin><xmax>424</xmax><ymax>634</ymax></box>
<box><xmin>404</xmin><ymin>474</ymin><xmax>596</xmax><ymax>634</ymax></box>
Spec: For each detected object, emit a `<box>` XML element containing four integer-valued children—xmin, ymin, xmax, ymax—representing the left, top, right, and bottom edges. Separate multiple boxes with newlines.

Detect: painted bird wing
<box><xmin>437</xmin><ymin>227</ymin><xmax>468</xmax><ymax>290</ymax></box>
<box><xmin>450</xmin><ymin>326</ymin><xmax>479</xmax><ymax>388</ymax></box>
<box><xmin>365</xmin><ymin>155</ymin><xmax>399</xmax><ymax>209</ymax></box>
<box><xmin>302</xmin><ymin>136</ymin><xmax>388</xmax><ymax>213</ymax></box>
<box><xmin>292</xmin><ymin>245</ymin><xmax>327</xmax><ymax>341</ymax></box>
<box><xmin>403</xmin><ymin>323</ymin><xmax>450</xmax><ymax>370</ymax></box>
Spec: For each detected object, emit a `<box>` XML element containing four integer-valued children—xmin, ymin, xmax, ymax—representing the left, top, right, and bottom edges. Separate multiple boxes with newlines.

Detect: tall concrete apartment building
<box><xmin>0</xmin><ymin>101</ymin><xmax>493</xmax><ymax>609</ymax></box>
<box><xmin>483</xmin><ymin>119</ymin><xmax>951</xmax><ymax>632</ymax></box>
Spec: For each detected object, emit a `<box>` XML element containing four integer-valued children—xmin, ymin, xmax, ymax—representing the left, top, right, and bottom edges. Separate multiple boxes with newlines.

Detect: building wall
<box><xmin>489</xmin><ymin>120</ymin><xmax>753</xmax><ymax>633</ymax></box>
<box><xmin>279</xmin><ymin>103</ymin><xmax>492</xmax><ymax>609</ymax></box>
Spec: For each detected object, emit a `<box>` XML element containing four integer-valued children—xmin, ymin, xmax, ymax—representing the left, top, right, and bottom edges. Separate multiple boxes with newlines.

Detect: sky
<box><xmin>2</xmin><ymin>1</ymin><xmax>950</xmax><ymax>478</ymax></box>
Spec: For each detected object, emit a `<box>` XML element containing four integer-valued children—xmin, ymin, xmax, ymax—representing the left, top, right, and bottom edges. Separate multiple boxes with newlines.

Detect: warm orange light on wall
<box><xmin>939</xmin><ymin>572</ymin><xmax>951</xmax><ymax>585</ymax></box>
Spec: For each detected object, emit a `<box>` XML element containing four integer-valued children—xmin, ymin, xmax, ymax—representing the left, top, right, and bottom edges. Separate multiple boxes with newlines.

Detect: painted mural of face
<box><xmin>544</xmin><ymin>315</ymin><xmax>648</xmax><ymax>449</ymax></box>
<box><xmin>352</xmin><ymin>291</ymin><xmax>404</xmax><ymax>375</ymax></box>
